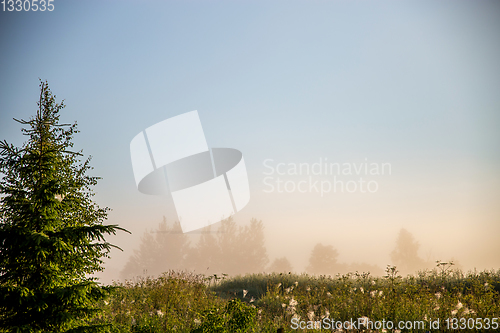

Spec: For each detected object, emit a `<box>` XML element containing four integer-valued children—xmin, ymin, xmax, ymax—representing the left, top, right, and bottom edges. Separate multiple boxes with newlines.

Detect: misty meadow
<box><xmin>94</xmin><ymin>265</ymin><xmax>500</xmax><ymax>332</ymax></box>
<box><xmin>2</xmin><ymin>1</ymin><xmax>500</xmax><ymax>332</ymax></box>
<box><xmin>103</xmin><ymin>217</ymin><xmax>500</xmax><ymax>332</ymax></box>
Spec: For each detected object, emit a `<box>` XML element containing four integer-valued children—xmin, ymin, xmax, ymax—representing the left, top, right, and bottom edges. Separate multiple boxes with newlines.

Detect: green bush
<box><xmin>191</xmin><ymin>299</ymin><xmax>257</xmax><ymax>333</ymax></box>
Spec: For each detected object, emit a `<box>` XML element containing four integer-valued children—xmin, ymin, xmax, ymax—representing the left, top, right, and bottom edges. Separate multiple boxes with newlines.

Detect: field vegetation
<box><xmin>93</xmin><ymin>263</ymin><xmax>500</xmax><ymax>332</ymax></box>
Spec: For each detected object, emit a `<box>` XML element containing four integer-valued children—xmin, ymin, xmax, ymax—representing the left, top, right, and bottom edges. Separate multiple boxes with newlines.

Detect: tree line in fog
<box><xmin>121</xmin><ymin>218</ymin><xmax>443</xmax><ymax>280</ymax></box>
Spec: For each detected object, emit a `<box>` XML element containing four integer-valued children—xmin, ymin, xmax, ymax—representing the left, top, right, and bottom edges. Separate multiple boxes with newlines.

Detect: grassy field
<box><xmin>94</xmin><ymin>264</ymin><xmax>500</xmax><ymax>332</ymax></box>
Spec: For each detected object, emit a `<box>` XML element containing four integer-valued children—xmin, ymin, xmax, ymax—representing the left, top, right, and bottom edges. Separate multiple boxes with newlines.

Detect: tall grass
<box><xmin>94</xmin><ymin>265</ymin><xmax>500</xmax><ymax>332</ymax></box>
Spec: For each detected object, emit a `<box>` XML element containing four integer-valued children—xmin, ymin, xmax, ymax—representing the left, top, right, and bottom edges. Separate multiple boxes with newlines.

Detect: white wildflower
<box><xmin>243</xmin><ymin>289</ymin><xmax>248</xmax><ymax>298</ymax></box>
<box><xmin>294</xmin><ymin>281</ymin><xmax>299</xmax><ymax>287</ymax></box>
<box><xmin>456</xmin><ymin>301</ymin><xmax>463</xmax><ymax>309</ymax></box>
<box><xmin>194</xmin><ymin>318</ymin><xmax>201</xmax><ymax>325</ymax></box>
<box><xmin>289</xmin><ymin>298</ymin><xmax>298</xmax><ymax>306</ymax></box>
<box><xmin>451</xmin><ymin>309</ymin><xmax>458</xmax><ymax>315</ymax></box>
<box><xmin>379</xmin><ymin>290</ymin><xmax>383</xmax><ymax>296</ymax></box>
<box><xmin>360</xmin><ymin>287</ymin><xmax>364</xmax><ymax>293</ymax></box>
<box><xmin>435</xmin><ymin>292</ymin><xmax>441</xmax><ymax>299</ymax></box>
<box><xmin>281</xmin><ymin>303</ymin><xmax>287</xmax><ymax>308</ymax></box>
<box><xmin>250</xmin><ymin>297</ymin><xmax>255</xmax><ymax>303</ymax></box>
<box><xmin>285</xmin><ymin>287</ymin><xmax>291</xmax><ymax>294</ymax></box>
<box><xmin>307</xmin><ymin>311</ymin><xmax>315</xmax><ymax>321</ymax></box>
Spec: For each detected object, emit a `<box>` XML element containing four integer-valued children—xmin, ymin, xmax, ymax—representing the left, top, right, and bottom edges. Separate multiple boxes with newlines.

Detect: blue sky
<box><xmin>1</xmin><ymin>0</ymin><xmax>499</xmax><ymax>281</ymax></box>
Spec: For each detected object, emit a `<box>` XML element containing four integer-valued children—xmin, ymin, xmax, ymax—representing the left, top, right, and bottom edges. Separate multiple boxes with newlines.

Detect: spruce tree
<box><xmin>0</xmin><ymin>81</ymin><xmax>128</xmax><ymax>332</ymax></box>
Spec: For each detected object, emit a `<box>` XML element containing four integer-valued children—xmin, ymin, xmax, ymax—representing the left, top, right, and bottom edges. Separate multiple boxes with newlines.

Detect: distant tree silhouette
<box><xmin>155</xmin><ymin>218</ymin><xmax>190</xmax><ymax>269</ymax></box>
<box><xmin>236</xmin><ymin>219</ymin><xmax>268</xmax><ymax>274</ymax></box>
<box><xmin>390</xmin><ymin>228</ymin><xmax>427</xmax><ymax>274</ymax></box>
<box><xmin>306</xmin><ymin>243</ymin><xmax>340</xmax><ymax>275</ymax></box>
<box><xmin>124</xmin><ymin>217</ymin><xmax>269</xmax><ymax>278</ymax></box>
<box><xmin>304</xmin><ymin>243</ymin><xmax>385</xmax><ymax>276</ymax></box>
<box><xmin>268</xmin><ymin>257</ymin><xmax>293</xmax><ymax>273</ymax></box>
<box><xmin>121</xmin><ymin>217</ymin><xmax>189</xmax><ymax>279</ymax></box>
<box><xmin>187</xmin><ymin>217</ymin><xmax>269</xmax><ymax>276</ymax></box>
<box><xmin>185</xmin><ymin>225</ymin><xmax>222</xmax><ymax>274</ymax></box>
<box><xmin>216</xmin><ymin>216</ymin><xmax>241</xmax><ymax>274</ymax></box>
<box><xmin>121</xmin><ymin>230</ymin><xmax>156</xmax><ymax>279</ymax></box>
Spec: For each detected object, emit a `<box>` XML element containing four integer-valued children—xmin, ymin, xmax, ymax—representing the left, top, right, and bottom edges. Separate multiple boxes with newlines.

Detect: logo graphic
<box><xmin>130</xmin><ymin>111</ymin><xmax>250</xmax><ymax>233</ymax></box>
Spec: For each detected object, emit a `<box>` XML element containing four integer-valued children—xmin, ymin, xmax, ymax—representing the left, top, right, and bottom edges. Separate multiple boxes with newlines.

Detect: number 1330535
<box><xmin>2</xmin><ymin>0</ymin><xmax>54</xmax><ymax>11</ymax></box>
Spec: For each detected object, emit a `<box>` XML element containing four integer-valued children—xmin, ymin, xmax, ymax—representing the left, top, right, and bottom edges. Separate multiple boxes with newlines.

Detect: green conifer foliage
<box><xmin>0</xmin><ymin>81</ymin><xmax>128</xmax><ymax>332</ymax></box>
